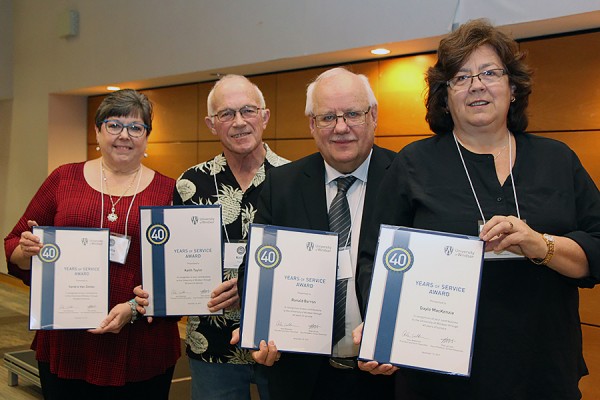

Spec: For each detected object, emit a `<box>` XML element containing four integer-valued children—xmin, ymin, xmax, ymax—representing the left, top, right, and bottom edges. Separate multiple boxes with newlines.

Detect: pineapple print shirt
<box><xmin>174</xmin><ymin>143</ymin><xmax>289</xmax><ymax>364</ymax></box>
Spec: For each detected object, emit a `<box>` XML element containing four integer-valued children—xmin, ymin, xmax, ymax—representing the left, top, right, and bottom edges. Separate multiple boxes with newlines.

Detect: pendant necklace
<box><xmin>101</xmin><ymin>163</ymin><xmax>141</xmax><ymax>222</ymax></box>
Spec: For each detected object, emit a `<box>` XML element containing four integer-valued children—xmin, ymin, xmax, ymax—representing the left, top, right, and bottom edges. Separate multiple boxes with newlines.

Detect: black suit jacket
<box><xmin>237</xmin><ymin>145</ymin><xmax>396</xmax><ymax>399</ymax></box>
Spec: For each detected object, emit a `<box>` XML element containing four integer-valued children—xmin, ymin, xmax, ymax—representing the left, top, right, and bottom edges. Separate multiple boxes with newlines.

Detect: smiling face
<box><xmin>309</xmin><ymin>72</ymin><xmax>376</xmax><ymax>174</ymax></box>
<box><xmin>95</xmin><ymin>114</ymin><xmax>148</xmax><ymax>171</ymax></box>
<box><xmin>447</xmin><ymin>44</ymin><xmax>513</xmax><ymax>135</ymax></box>
<box><xmin>205</xmin><ymin>77</ymin><xmax>269</xmax><ymax>158</ymax></box>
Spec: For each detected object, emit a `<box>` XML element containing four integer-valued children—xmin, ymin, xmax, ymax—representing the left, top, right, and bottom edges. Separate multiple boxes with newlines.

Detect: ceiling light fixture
<box><xmin>371</xmin><ymin>48</ymin><xmax>391</xmax><ymax>55</ymax></box>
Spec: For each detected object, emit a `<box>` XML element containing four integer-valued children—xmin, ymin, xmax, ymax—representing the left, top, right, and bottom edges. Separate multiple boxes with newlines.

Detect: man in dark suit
<box><xmin>234</xmin><ymin>67</ymin><xmax>395</xmax><ymax>399</ymax></box>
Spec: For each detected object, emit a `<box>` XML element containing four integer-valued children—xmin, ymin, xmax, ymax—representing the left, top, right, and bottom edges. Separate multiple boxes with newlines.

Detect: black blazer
<box><xmin>238</xmin><ymin>145</ymin><xmax>396</xmax><ymax>313</ymax></box>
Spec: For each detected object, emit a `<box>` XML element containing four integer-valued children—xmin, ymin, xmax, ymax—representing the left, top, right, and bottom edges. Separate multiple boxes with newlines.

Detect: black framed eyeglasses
<box><xmin>312</xmin><ymin>107</ymin><xmax>371</xmax><ymax>129</ymax></box>
<box><xmin>446</xmin><ymin>68</ymin><xmax>507</xmax><ymax>89</ymax></box>
<box><xmin>211</xmin><ymin>105</ymin><xmax>263</xmax><ymax>123</ymax></box>
<box><xmin>102</xmin><ymin>119</ymin><xmax>148</xmax><ymax>138</ymax></box>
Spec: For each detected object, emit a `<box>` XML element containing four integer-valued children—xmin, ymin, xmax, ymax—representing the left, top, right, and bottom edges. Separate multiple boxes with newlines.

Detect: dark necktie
<box><xmin>329</xmin><ymin>175</ymin><xmax>357</xmax><ymax>345</ymax></box>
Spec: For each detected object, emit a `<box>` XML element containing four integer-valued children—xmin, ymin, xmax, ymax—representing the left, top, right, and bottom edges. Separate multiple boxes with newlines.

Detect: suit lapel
<box><xmin>300</xmin><ymin>155</ymin><xmax>330</xmax><ymax>231</ymax></box>
<box><xmin>360</xmin><ymin>146</ymin><xmax>393</xmax><ymax>245</ymax></box>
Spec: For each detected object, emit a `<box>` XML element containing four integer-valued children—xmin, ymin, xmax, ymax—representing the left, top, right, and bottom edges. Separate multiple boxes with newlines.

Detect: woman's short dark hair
<box><xmin>94</xmin><ymin>89</ymin><xmax>153</xmax><ymax>135</ymax></box>
<box><xmin>425</xmin><ymin>19</ymin><xmax>532</xmax><ymax>135</ymax></box>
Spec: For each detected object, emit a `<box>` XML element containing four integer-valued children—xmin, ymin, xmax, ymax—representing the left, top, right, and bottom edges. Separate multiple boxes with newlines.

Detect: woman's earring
<box><xmin>96</xmin><ymin>145</ymin><xmax>100</xmax><ymax>151</ymax></box>
<box><xmin>510</xmin><ymin>96</ymin><xmax>516</xmax><ymax>103</ymax></box>
<box><xmin>144</xmin><ymin>152</ymin><xmax>148</xmax><ymax>158</ymax></box>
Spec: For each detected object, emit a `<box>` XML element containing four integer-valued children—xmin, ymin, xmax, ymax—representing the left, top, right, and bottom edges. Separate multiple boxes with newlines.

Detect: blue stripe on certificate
<box><xmin>254</xmin><ymin>227</ymin><xmax>278</xmax><ymax>346</ymax></box>
<box><xmin>373</xmin><ymin>229</ymin><xmax>411</xmax><ymax>361</ymax></box>
<box><xmin>150</xmin><ymin>208</ymin><xmax>167</xmax><ymax>316</ymax></box>
<box><xmin>40</xmin><ymin>229</ymin><xmax>57</xmax><ymax>329</ymax></box>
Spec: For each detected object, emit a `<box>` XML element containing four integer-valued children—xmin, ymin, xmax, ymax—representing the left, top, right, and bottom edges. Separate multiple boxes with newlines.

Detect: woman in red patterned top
<box><xmin>4</xmin><ymin>89</ymin><xmax>180</xmax><ymax>399</ymax></box>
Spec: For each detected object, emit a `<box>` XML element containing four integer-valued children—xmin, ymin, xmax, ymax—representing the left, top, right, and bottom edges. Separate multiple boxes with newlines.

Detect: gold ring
<box><xmin>508</xmin><ymin>220</ymin><xmax>514</xmax><ymax>231</ymax></box>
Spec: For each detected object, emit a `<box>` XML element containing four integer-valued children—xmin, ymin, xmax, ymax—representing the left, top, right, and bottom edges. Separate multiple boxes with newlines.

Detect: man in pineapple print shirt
<box><xmin>174</xmin><ymin>75</ymin><xmax>288</xmax><ymax>399</ymax></box>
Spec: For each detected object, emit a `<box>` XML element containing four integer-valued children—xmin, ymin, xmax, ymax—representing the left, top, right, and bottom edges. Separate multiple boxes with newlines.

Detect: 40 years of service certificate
<box><xmin>240</xmin><ymin>224</ymin><xmax>338</xmax><ymax>356</ymax></box>
<box><xmin>359</xmin><ymin>225</ymin><xmax>484</xmax><ymax>376</ymax></box>
<box><xmin>140</xmin><ymin>205</ymin><xmax>223</xmax><ymax>317</ymax></box>
<box><xmin>29</xmin><ymin>227</ymin><xmax>110</xmax><ymax>330</ymax></box>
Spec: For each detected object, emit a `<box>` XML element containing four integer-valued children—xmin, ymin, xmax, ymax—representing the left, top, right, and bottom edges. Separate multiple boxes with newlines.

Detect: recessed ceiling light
<box><xmin>106</xmin><ymin>86</ymin><xmax>121</xmax><ymax>91</ymax></box>
<box><xmin>371</xmin><ymin>48</ymin><xmax>391</xmax><ymax>55</ymax></box>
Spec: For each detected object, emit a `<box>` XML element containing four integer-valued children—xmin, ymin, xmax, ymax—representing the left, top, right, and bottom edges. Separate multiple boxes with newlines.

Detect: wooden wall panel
<box><xmin>580</xmin><ymin>325</ymin><xmax>600</xmax><ymax>400</ymax></box>
<box><xmin>523</xmin><ymin>32</ymin><xmax>600</xmax><ymax>132</ymax></box>
<box><xmin>144</xmin><ymin>142</ymin><xmax>197</xmax><ymax>180</ymax></box>
<box><xmin>534</xmin><ymin>131</ymin><xmax>600</xmax><ymax>188</ymax></box>
<box><xmin>142</xmin><ymin>84</ymin><xmax>198</xmax><ymax>143</ymax></box>
<box><xmin>197</xmin><ymin>81</ymin><xmax>215</xmax><ymax>141</ymax></box>
<box><xmin>378</xmin><ymin>54</ymin><xmax>436</xmax><ymax>136</ymax></box>
<box><xmin>196</xmin><ymin>141</ymin><xmax>228</xmax><ymax>167</ymax></box>
<box><xmin>346</xmin><ymin>61</ymin><xmax>380</xmax><ymax>99</ymax></box>
<box><xmin>275</xmin><ymin>67</ymin><xmax>327</xmax><ymax>139</ymax></box>
<box><xmin>86</xmin><ymin>144</ymin><xmax>98</xmax><ymax>160</ymax></box>
<box><xmin>375</xmin><ymin>134</ymin><xmax>431</xmax><ymax>153</ymax></box>
<box><xmin>87</xmin><ymin>95</ymin><xmax>105</xmax><ymax>144</ymax></box>
<box><xmin>580</xmin><ymin>286</ymin><xmax>600</xmax><ymax>326</ymax></box>
<box><xmin>271</xmin><ymin>138</ymin><xmax>318</xmax><ymax>162</ymax></box>
<box><xmin>250</xmin><ymin>74</ymin><xmax>278</xmax><ymax>140</ymax></box>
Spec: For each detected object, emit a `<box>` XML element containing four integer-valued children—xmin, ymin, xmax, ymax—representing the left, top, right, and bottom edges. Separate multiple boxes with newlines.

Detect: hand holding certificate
<box><xmin>240</xmin><ymin>224</ymin><xmax>338</xmax><ymax>355</ymax></box>
<box><xmin>30</xmin><ymin>227</ymin><xmax>110</xmax><ymax>330</ymax></box>
<box><xmin>359</xmin><ymin>225</ymin><xmax>484</xmax><ymax>376</ymax></box>
<box><xmin>140</xmin><ymin>205</ymin><xmax>223</xmax><ymax>317</ymax></box>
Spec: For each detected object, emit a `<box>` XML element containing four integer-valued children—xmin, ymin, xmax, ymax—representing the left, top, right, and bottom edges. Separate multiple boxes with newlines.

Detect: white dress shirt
<box><xmin>324</xmin><ymin>149</ymin><xmax>372</xmax><ymax>358</ymax></box>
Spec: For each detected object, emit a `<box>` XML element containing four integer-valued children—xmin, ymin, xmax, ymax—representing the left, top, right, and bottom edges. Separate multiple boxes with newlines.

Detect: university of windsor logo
<box><xmin>81</xmin><ymin>238</ymin><xmax>88</xmax><ymax>246</ymax></box>
<box><xmin>191</xmin><ymin>216</ymin><xmax>199</xmax><ymax>225</ymax></box>
<box><xmin>306</xmin><ymin>242</ymin><xmax>315</xmax><ymax>251</ymax></box>
<box><xmin>444</xmin><ymin>246</ymin><xmax>454</xmax><ymax>256</ymax></box>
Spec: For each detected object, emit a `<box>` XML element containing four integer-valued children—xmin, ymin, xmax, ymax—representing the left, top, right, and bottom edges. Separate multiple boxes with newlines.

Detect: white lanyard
<box><xmin>452</xmin><ymin>131</ymin><xmax>521</xmax><ymax>224</ymax></box>
<box><xmin>100</xmin><ymin>163</ymin><xmax>143</xmax><ymax>237</ymax></box>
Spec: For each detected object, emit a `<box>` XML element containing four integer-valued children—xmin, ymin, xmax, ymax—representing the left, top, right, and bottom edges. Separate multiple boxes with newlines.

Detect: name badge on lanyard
<box><xmin>478</xmin><ymin>220</ymin><xmax>525</xmax><ymax>261</ymax></box>
<box><xmin>224</xmin><ymin>241</ymin><xmax>247</xmax><ymax>270</ymax></box>
<box><xmin>110</xmin><ymin>232</ymin><xmax>132</xmax><ymax>264</ymax></box>
<box><xmin>337</xmin><ymin>247</ymin><xmax>353</xmax><ymax>280</ymax></box>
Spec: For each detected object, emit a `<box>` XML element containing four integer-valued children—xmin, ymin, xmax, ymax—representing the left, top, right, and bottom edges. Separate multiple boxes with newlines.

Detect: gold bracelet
<box><xmin>529</xmin><ymin>233</ymin><xmax>555</xmax><ymax>266</ymax></box>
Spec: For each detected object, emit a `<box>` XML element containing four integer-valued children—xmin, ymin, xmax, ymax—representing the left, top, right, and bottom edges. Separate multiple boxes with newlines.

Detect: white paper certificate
<box><xmin>240</xmin><ymin>224</ymin><xmax>338</xmax><ymax>356</ymax></box>
<box><xmin>359</xmin><ymin>225</ymin><xmax>484</xmax><ymax>376</ymax></box>
<box><xmin>29</xmin><ymin>227</ymin><xmax>110</xmax><ymax>330</ymax></box>
<box><xmin>140</xmin><ymin>205</ymin><xmax>223</xmax><ymax>316</ymax></box>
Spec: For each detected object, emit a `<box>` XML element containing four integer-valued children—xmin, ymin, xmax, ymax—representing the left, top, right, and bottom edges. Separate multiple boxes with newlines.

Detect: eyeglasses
<box><xmin>212</xmin><ymin>105</ymin><xmax>263</xmax><ymax>123</ymax></box>
<box><xmin>103</xmin><ymin>119</ymin><xmax>148</xmax><ymax>138</ymax></box>
<box><xmin>312</xmin><ymin>107</ymin><xmax>371</xmax><ymax>129</ymax></box>
<box><xmin>446</xmin><ymin>68</ymin><xmax>507</xmax><ymax>89</ymax></box>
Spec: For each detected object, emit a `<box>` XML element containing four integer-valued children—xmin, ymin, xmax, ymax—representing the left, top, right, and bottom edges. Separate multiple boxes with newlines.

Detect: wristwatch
<box><xmin>128</xmin><ymin>299</ymin><xmax>139</xmax><ymax>323</ymax></box>
<box><xmin>530</xmin><ymin>233</ymin><xmax>555</xmax><ymax>266</ymax></box>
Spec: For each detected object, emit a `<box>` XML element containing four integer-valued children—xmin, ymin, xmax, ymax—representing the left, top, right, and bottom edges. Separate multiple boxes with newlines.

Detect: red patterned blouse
<box><xmin>4</xmin><ymin>162</ymin><xmax>181</xmax><ymax>386</ymax></box>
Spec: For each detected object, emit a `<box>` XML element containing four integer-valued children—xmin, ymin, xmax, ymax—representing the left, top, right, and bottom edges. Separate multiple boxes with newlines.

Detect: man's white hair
<box><xmin>304</xmin><ymin>67</ymin><xmax>377</xmax><ymax>116</ymax></box>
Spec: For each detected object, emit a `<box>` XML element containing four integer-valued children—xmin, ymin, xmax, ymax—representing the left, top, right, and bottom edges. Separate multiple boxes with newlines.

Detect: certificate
<box><xmin>140</xmin><ymin>205</ymin><xmax>223</xmax><ymax>316</ymax></box>
<box><xmin>240</xmin><ymin>224</ymin><xmax>338</xmax><ymax>355</ymax></box>
<box><xmin>29</xmin><ymin>227</ymin><xmax>110</xmax><ymax>330</ymax></box>
<box><xmin>359</xmin><ymin>225</ymin><xmax>484</xmax><ymax>376</ymax></box>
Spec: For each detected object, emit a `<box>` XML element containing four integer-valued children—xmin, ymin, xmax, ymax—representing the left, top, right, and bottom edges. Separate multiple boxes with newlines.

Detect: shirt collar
<box><xmin>324</xmin><ymin>149</ymin><xmax>373</xmax><ymax>185</ymax></box>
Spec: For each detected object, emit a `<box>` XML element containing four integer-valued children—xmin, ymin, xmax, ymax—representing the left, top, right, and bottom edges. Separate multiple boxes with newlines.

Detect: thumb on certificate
<box><xmin>352</xmin><ymin>322</ymin><xmax>364</xmax><ymax>345</ymax></box>
<box><xmin>230</xmin><ymin>328</ymin><xmax>240</xmax><ymax>345</ymax></box>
